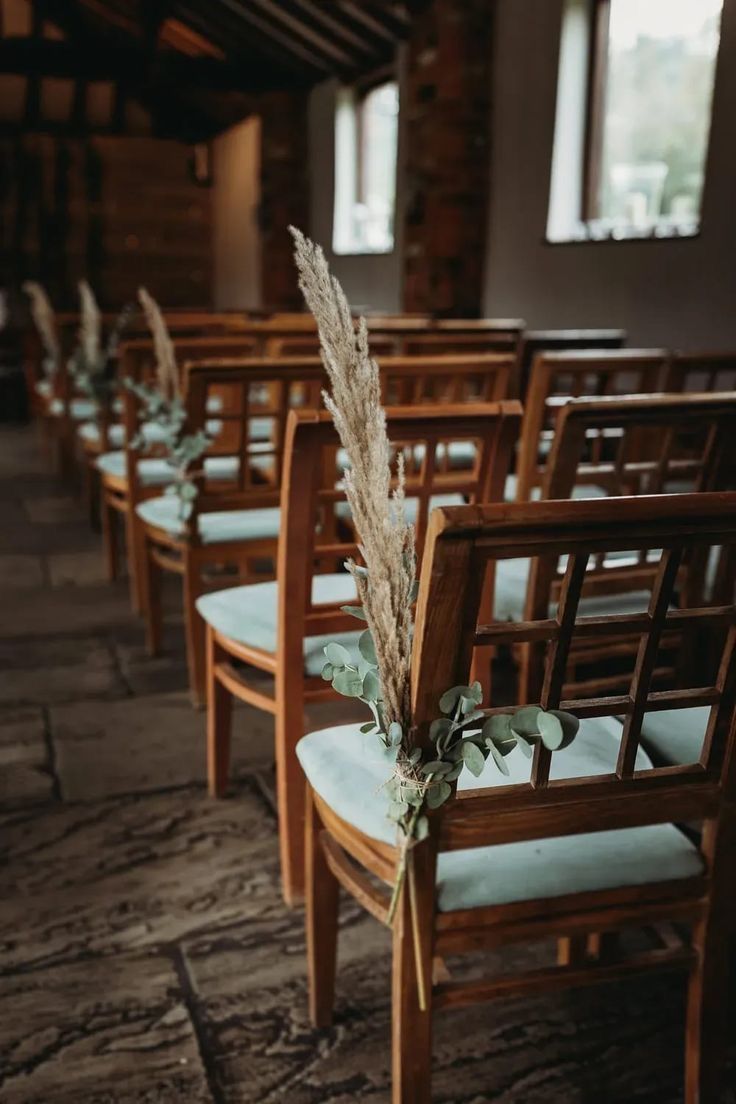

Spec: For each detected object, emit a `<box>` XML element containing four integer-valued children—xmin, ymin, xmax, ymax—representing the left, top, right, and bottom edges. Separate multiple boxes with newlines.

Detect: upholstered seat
<box><xmin>297</xmin><ymin>718</ymin><xmax>703</xmax><ymax>911</ymax></box>
<box><xmin>78</xmin><ymin>417</ymin><xmax>225</xmax><ymax>449</ymax></box>
<box><xmin>136</xmin><ymin>495</ymin><xmax>281</xmax><ymax>544</ymax></box>
<box><xmin>196</xmin><ymin>572</ymin><xmax>360</xmax><ymax>676</ymax></box>
<box><xmin>638</xmin><ymin>706</ymin><xmax>709</xmax><ymax>767</ymax></box>
<box><xmin>95</xmin><ymin>450</ymin><xmax>241</xmax><ymax>486</ymax></box>
<box><xmin>50</xmin><ymin>397</ymin><xmax>97</xmax><ymax>420</ymax></box>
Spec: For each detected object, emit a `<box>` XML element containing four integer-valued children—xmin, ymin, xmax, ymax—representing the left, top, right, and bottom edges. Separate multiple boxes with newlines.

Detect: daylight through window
<box><xmin>588</xmin><ymin>0</ymin><xmax>723</xmax><ymax>236</ymax></box>
<box><xmin>333</xmin><ymin>81</ymin><xmax>399</xmax><ymax>255</ymax></box>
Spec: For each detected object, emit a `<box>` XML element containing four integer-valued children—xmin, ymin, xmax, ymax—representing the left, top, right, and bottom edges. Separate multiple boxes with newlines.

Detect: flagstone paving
<box><xmin>0</xmin><ymin>424</ymin><xmax>734</xmax><ymax>1103</ymax></box>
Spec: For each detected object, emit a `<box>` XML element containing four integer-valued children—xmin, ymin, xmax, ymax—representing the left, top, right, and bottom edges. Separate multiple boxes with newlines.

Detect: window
<box><xmin>547</xmin><ymin>0</ymin><xmax>723</xmax><ymax>242</ymax></box>
<box><xmin>333</xmin><ymin>81</ymin><xmax>399</xmax><ymax>255</ymax></box>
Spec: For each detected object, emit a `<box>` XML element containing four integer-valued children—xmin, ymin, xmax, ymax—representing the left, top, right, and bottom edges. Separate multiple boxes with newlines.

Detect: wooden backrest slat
<box><xmin>410</xmin><ymin>493</ymin><xmax>736</xmax><ymax>851</ymax></box>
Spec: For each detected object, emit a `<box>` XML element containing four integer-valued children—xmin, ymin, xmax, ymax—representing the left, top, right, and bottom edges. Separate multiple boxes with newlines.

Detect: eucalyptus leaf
<box><xmin>511</xmin><ymin>704</ymin><xmax>542</xmax><ymax>737</ymax></box>
<box><xmin>426</xmin><ymin>780</ymin><xmax>452</xmax><ymax>809</ymax></box>
<box><xmin>548</xmin><ymin>709</ymin><xmax>580</xmax><ymax>749</ymax></box>
<box><xmin>483</xmin><ymin>714</ymin><xmax>513</xmax><ymax>742</ymax></box>
<box><xmin>388</xmin><ymin>721</ymin><xmax>403</xmax><ymax>747</ymax></box>
<box><xmin>420</xmin><ymin>761</ymin><xmax>452</xmax><ymax>777</ymax></box>
<box><xmin>537</xmin><ymin>710</ymin><xmax>564</xmax><ymax>751</ymax></box>
<box><xmin>332</xmin><ymin>667</ymin><xmax>364</xmax><ymax>697</ymax></box>
<box><xmin>439</xmin><ymin>685</ymin><xmax>467</xmax><ymax>714</ymax></box>
<box><xmin>320</xmin><ymin>662</ymin><xmax>334</xmax><ymax>682</ymax></box>
<box><xmin>488</xmin><ymin>742</ymin><xmax>511</xmax><ymax>776</ymax></box>
<box><xmin>324</xmin><ymin>641</ymin><xmax>351</xmax><ymax>667</ymax></box>
<box><xmin>408</xmin><ymin>747</ymin><xmax>422</xmax><ymax>766</ymax></box>
<box><xmin>358</xmin><ymin>630</ymin><xmax>377</xmax><ymax>664</ymax></box>
<box><xmin>359</xmin><ymin>721</ymin><xmax>376</xmax><ymax>734</ymax></box>
<box><xmin>414</xmin><ymin>815</ymin><xmax>429</xmax><ymax>841</ymax></box>
<box><xmin>340</xmin><ymin>605</ymin><xmax>367</xmax><ymax>621</ymax></box>
<box><xmin>460</xmin><ymin>740</ymin><xmax>486</xmax><ymax>777</ymax></box>
<box><xmin>361</xmin><ymin>669</ymin><xmax>380</xmax><ymax>701</ymax></box>
<box><xmin>388</xmin><ymin>801</ymin><xmax>409</xmax><ymax>819</ymax></box>
<box><xmin>514</xmin><ymin>732</ymin><xmax>534</xmax><ymax>758</ymax></box>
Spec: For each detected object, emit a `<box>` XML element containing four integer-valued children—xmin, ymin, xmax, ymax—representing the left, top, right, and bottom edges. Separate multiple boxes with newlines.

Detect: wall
<box><xmin>212</xmin><ymin>116</ymin><xmax>261</xmax><ymax>310</ymax></box>
<box><xmin>308</xmin><ymin>76</ymin><xmax>405</xmax><ymax>313</ymax></box>
<box><xmin>483</xmin><ymin>0</ymin><xmax>736</xmax><ymax>347</ymax></box>
<box><xmin>0</xmin><ymin>135</ymin><xmax>212</xmax><ymax>308</ymax></box>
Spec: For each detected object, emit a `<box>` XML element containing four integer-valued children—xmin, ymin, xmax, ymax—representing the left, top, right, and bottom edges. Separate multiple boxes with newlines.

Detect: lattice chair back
<box><xmin>411</xmin><ymin>493</ymin><xmax>736</xmax><ymax>861</ymax></box>
<box><xmin>278</xmin><ymin>403</ymin><xmax>522</xmax><ymax>688</ymax></box>
<box><xmin>664</xmin><ymin>352</ymin><xmax>736</xmax><ymax>395</ymax></box>
<box><xmin>517</xmin><ymin>349</ymin><xmax>670</xmax><ymax>500</ymax></box>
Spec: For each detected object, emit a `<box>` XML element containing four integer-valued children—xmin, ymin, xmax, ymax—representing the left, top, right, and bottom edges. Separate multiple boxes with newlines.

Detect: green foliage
<box><xmin>123</xmin><ymin>376</ymin><xmax>213</xmax><ymax>521</ymax></box>
<box><xmin>71</xmin><ymin>303</ymin><xmax>135</xmax><ymax>412</ymax></box>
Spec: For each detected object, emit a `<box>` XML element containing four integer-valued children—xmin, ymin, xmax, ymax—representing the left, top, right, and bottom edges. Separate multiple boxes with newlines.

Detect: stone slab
<box><xmin>0</xmin><ymin>708</ymin><xmax>53</xmax><ymax>807</ymax></box>
<box><xmin>46</xmin><ymin>549</ymin><xmax>109</xmax><ymax>587</ymax></box>
<box><xmin>0</xmin><ymin>584</ymin><xmax>133</xmax><ymax>638</ymax></box>
<box><xmin>0</xmin><ymin>554</ymin><xmax>45</xmax><ymax>589</ymax></box>
<box><xmin>23</xmin><ymin>495</ymin><xmax>83</xmax><ymax>525</ymax></box>
<box><xmin>0</xmin><ymin>783</ymin><xmax>277</xmax><ymax>973</ymax></box>
<box><xmin>0</xmin><ymin>636</ymin><xmax>127</xmax><ymax>707</ymax></box>
<box><xmin>0</xmin><ymin>951</ymin><xmax>212</xmax><ymax>1104</ymax></box>
<box><xmin>49</xmin><ymin>691</ymin><xmax>274</xmax><ymax>801</ymax></box>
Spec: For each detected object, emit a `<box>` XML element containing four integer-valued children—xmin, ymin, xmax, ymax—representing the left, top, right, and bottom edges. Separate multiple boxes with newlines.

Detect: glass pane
<box><xmin>357</xmin><ymin>82</ymin><xmax>399</xmax><ymax>252</ymax></box>
<box><xmin>595</xmin><ymin>0</ymin><xmax>723</xmax><ymax>232</ymax></box>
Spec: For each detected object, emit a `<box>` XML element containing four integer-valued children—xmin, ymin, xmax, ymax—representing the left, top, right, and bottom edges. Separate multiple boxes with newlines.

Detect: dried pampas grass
<box><xmin>138</xmin><ymin>287</ymin><xmax>179</xmax><ymax>400</ymax></box>
<box><xmin>290</xmin><ymin>226</ymin><xmax>415</xmax><ymax>735</ymax></box>
<box><xmin>23</xmin><ymin>281</ymin><xmax>60</xmax><ymax>374</ymax></box>
<box><xmin>78</xmin><ymin>280</ymin><xmax>101</xmax><ymax>370</ymax></box>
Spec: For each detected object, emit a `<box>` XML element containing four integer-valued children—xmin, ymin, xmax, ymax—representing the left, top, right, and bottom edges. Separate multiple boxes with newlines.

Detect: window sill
<box><xmin>546</xmin><ymin>219</ymin><xmax>701</xmax><ymax>245</ymax></box>
<box><xmin>332</xmin><ymin>245</ymin><xmax>395</xmax><ymax>258</ymax></box>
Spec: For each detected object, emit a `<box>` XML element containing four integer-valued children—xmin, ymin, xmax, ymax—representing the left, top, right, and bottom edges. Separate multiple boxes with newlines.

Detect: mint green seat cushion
<box><xmin>297</xmin><ymin>718</ymin><xmax>703</xmax><ymax>911</ymax></box>
<box><xmin>639</xmin><ymin>707</ymin><xmax>709</xmax><ymax>766</ymax></box>
<box><xmin>136</xmin><ymin>496</ymin><xmax>280</xmax><ymax>544</ymax></box>
<box><xmin>96</xmin><ymin>451</ymin><xmax>240</xmax><ymax>487</ymax></box>
<box><xmin>79</xmin><ymin>416</ymin><xmax>225</xmax><ymax>449</ymax></box>
<box><xmin>196</xmin><ymin>573</ymin><xmax>360</xmax><ymax>675</ymax></box>
<box><xmin>336</xmin><ymin>492</ymin><xmax>466</xmax><ymax>526</ymax></box>
<box><xmin>50</xmin><ymin>397</ymin><xmax>97</xmax><ymax>420</ymax></box>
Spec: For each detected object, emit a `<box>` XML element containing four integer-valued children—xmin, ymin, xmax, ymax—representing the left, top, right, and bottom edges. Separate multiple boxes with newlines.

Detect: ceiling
<box><xmin>0</xmin><ymin>0</ymin><xmax>420</xmax><ymax>141</ymax></box>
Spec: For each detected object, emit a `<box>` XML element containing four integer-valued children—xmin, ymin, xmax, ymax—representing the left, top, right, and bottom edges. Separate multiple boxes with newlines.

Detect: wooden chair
<box><xmin>515</xmin><ymin>349</ymin><xmax>669</xmax><ymax>502</ymax></box>
<box><xmin>97</xmin><ymin>334</ymin><xmax>261</xmax><ymax>611</ymax></box>
<box><xmin>516</xmin><ymin>328</ymin><xmax>627</xmax><ymax>400</ymax></box>
<box><xmin>299</xmin><ymin>491</ymin><xmax>736</xmax><ymax>1104</ymax></box>
<box><xmin>198</xmin><ymin>401</ymin><xmax>521</xmax><ymax>904</ymax></box>
<box><xmin>664</xmin><ymin>352</ymin><xmax>736</xmax><ymax>394</ymax></box>
<box><xmin>508</xmin><ymin>392</ymin><xmax>736</xmax><ymax>703</ymax></box>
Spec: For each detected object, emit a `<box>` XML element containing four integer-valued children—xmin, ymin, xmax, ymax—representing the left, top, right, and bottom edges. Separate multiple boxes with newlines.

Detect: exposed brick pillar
<box><xmin>259</xmin><ymin>91</ymin><xmax>310</xmax><ymax>310</ymax></box>
<box><xmin>402</xmin><ymin>0</ymin><xmax>494</xmax><ymax>317</ymax></box>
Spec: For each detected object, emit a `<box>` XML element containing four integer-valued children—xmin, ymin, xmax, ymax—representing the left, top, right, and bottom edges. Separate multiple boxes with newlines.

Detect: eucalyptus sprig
<box><xmin>325</xmin><ymin>605</ymin><xmax>580</xmax><ymax>928</ymax></box>
<box><xmin>71</xmin><ymin>302</ymin><xmax>135</xmax><ymax>413</ymax></box>
<box><xmin>123</xmin><ymin>378</ymin><xmax>212</xmax><ymax>520</ymax></box>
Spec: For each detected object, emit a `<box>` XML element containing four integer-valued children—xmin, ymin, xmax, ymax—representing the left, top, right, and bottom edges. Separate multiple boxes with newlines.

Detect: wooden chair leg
<box><xmin>183</xmin><ymin>555</ymin><xmax>206</xmax><ymax>708</ymax></box>
<box><xmin>100</xmin><ymin>497</ymin><xmax>119</xmax><ymax>583</ymax></box>
<box><xmin>274</xmin><ymin>686</ymin><xmax>307</xmax><ymax>906</ymax></box>
<box><xmin>127</xmin><ymin>510</ymin><xmax>146</xmax><ymax>614</ymax></box>
<box><xmin>206</xmin><ymin>628</ymin><xmax>233</xmax><ymax>798</ymax></box>
<box><xmin>685</xmin><ymin>914</ymin><xmax>728</xmax><ymax>1103</ymax></box>
<box><xmin>140</xmin><ymin>533</ymin><xmax>163</xmax><ymax>657</ymax></box>
<box><xmin>391</xmin><ymin>845</ymin><xmax>435</xmax><ymax>1104</ymax></box>
<box><xmin>306</xmin><ymin>788</ymin><xmax>339</xmax><ymax>1028</ymax></box>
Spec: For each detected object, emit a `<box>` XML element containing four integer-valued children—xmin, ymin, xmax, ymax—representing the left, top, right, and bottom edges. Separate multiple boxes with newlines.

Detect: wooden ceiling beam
<box><xmin>205</xmin><ymin>0</ymin><xmax>333</xmax><ymax>74</ymax></box>
<box><xmin>282</xmin><ymin>0</ymin><xmax>385</xmax><ymax>57</ymax></box>
<box><xmin>0</xmin><ymin>37</ymin><xmax>303</xmax><ymax>92</ymax></box>
<box><xmin>335</xmin><ymin>1</ymin><xmax>408</xmax><ymax>43</ymax></box>
<box><xmin>243</xmin><ymin>0</ymin><xmax>361</xmax><ymax>69</ymax></box>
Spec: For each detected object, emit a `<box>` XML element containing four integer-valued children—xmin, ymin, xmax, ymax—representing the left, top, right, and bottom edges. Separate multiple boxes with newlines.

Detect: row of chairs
<box><xmin>23</xmin><ymin>307</ymin><xmax>736</xmax><ymax>1103</ymax></box>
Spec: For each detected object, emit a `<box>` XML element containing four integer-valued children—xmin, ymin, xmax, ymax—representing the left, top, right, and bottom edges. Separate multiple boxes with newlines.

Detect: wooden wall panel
<box><xmin>0</xmin><ymin>135</ymin><xmax>212</xmax><ymax>309</ymax></box>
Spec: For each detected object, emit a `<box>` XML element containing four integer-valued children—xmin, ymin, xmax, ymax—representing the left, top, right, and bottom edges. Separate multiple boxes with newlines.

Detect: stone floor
<box><xmin>0</xmin><ymin>423</ymin><xmax>734</xmax><ymax>1103</ymax></box>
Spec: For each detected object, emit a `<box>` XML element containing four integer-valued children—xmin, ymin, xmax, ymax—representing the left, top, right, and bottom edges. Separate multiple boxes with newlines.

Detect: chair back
<box><xmin>411</xmin><ymin>493</ymin><xmax>736</xmax><ymax>858</ymax></box>
<box><xmin>516</xmin><ymin>349</ymin><xmax>669</xmax><ymax>501</ymax></box>
<box><xmin>664</xmin><ymin>352</ymin><xmax>736</xmax><ymax>394</ymax></box>
<box><xmin>516</xmin><ymin>328</ymin><xmax>627</xmax><ymax>400</ymax></box>
<box><xmin>278</xmin><ymin>402</ymin><xmax>522</xmax><ymax>678</ymax></box>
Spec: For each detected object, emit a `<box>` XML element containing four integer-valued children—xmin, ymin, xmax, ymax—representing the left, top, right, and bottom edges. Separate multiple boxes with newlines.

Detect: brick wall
<box><xmin>259</xmin><ymin>91</ymin><xmax>310</xmax><ymax>311</ymax></box>
<box><xmin>402</xmin><ymin>0</ymin><xmax>494</xmax><ymax>316</ymax></box>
